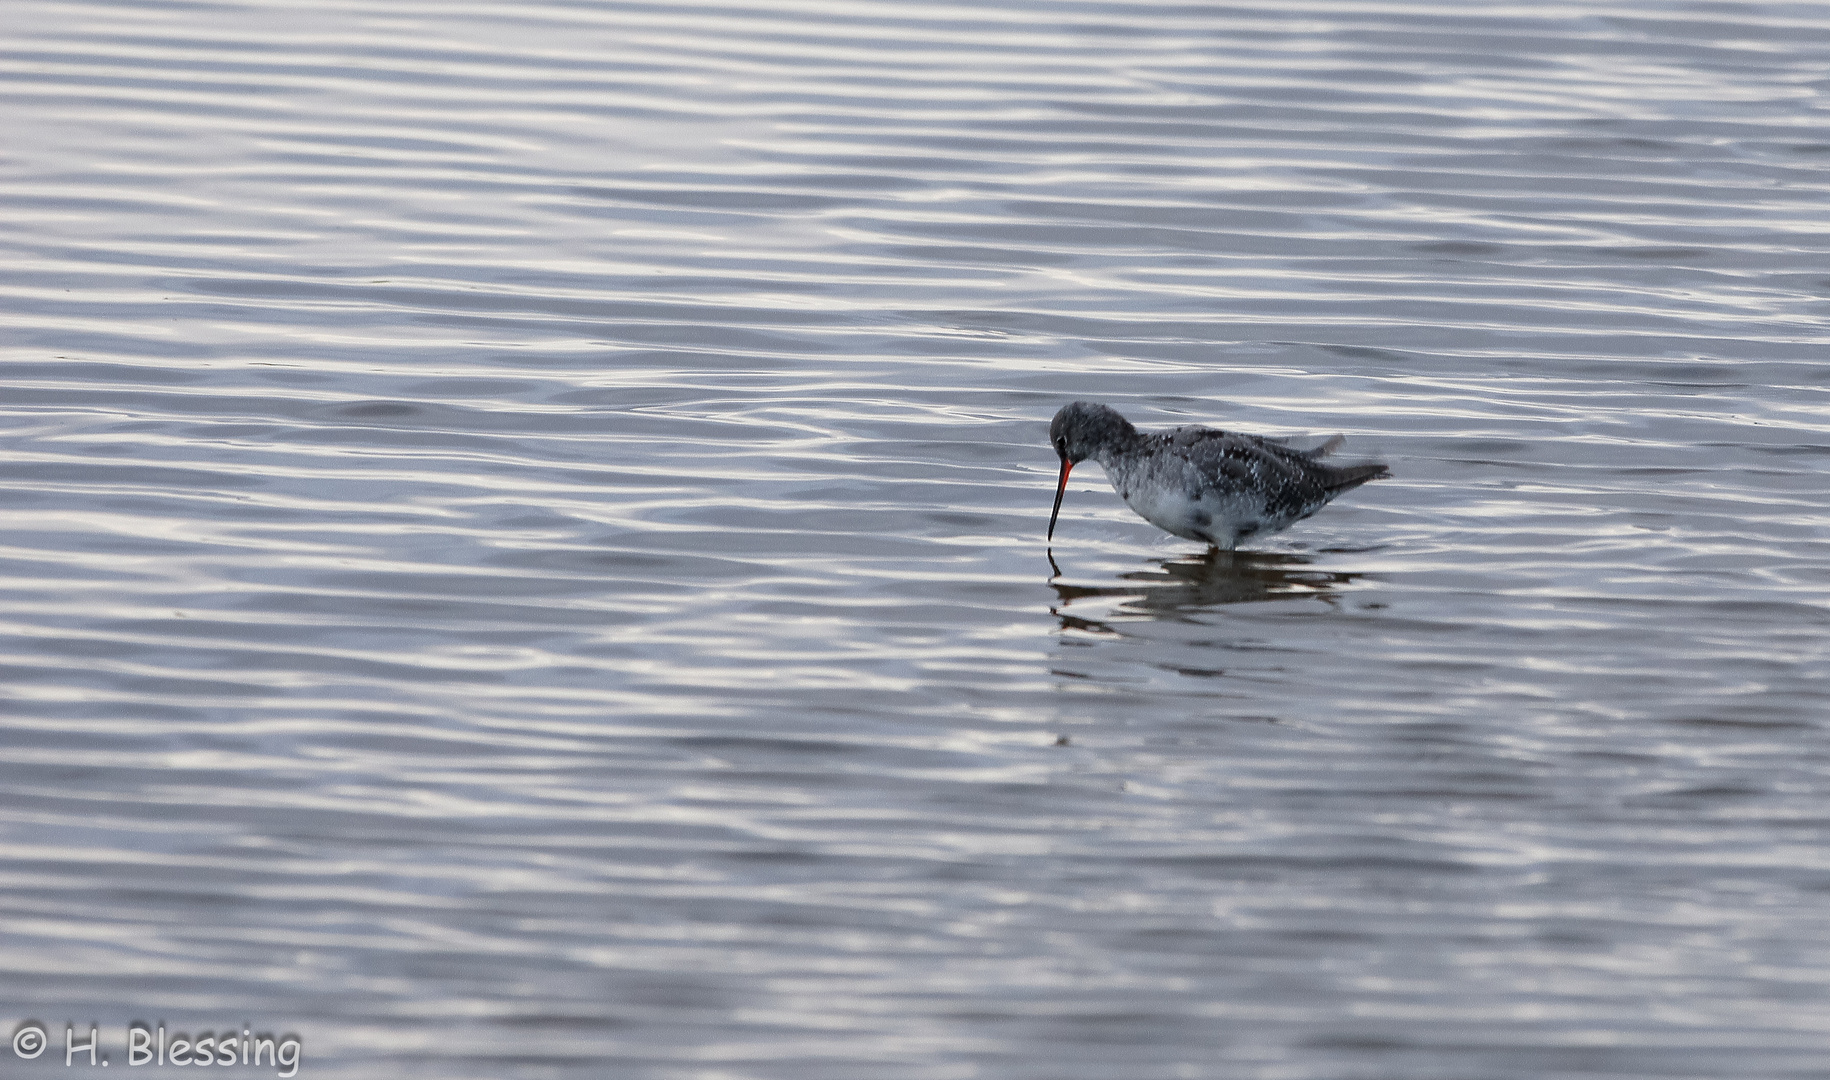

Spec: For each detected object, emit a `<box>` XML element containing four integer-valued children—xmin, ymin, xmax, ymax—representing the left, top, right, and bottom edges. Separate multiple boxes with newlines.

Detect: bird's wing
<box><xmin>1163</xmin><ymin>427</ymin><xmax>1317</xmax><ymax>489</ymax></box>
<box><xmin>1150</xmin><ymin>426</ymin><xmax>1384</xmax><ymax>518</ymax></box>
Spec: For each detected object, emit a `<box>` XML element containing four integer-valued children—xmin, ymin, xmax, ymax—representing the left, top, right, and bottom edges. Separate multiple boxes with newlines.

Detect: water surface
<box><xmin>3</xmin><ymin>0</ymin><xmax>1829</xmax><ymax>1076</ymax></box>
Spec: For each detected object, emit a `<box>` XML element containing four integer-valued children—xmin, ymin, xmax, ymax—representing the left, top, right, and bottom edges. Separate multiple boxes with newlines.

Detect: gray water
<box><xmin>4</xmin><ymin>0</ymin><xmax>1830</xmax><ymax>1076</ymax></box>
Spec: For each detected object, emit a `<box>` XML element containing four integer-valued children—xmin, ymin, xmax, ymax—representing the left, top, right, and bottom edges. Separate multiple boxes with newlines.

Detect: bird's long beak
<box><xmin>1047</xmin><ymin>455</ymin><xmax>1073</xmax><ymax>541</ymax></box>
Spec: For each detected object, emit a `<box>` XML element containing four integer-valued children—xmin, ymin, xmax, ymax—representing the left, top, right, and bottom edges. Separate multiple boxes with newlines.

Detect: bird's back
<box><xmin>1107</xmin><ymin>424</ymin><xmax>1386</xmax><ymax>548</ymax></box>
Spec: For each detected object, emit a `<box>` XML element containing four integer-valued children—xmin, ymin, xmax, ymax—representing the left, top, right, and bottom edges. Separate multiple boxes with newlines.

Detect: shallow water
<box><xmin>4</xmin><ymin>0</ymin><xmax>1830</xmax><ymax>1076</ymax></box>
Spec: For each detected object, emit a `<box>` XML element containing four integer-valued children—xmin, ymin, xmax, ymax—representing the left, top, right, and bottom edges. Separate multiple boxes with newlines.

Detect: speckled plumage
<box><xmin>1047</xmin><ymin>401</ymin><xmax>1388</xmax><ymax>549</ymax></box>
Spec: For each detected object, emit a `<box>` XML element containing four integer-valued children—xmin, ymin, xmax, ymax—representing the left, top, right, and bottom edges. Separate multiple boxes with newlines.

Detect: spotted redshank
<box><xmin>1047</xmin><ymin>401</ymin><xmax>1388</xmax><ymax>550</ymax></box>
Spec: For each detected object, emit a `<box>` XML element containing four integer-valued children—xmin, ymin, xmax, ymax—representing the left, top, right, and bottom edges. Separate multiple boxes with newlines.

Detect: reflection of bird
<box><xmin>1047</xmin><ymin>401</ymin><xmax>1388</xmax><ymax>549</ymax></box>
<box><xmin>1051</xmin><ymin>549</ymin><xmax>1359</xmax><ymax>621</ymax></box>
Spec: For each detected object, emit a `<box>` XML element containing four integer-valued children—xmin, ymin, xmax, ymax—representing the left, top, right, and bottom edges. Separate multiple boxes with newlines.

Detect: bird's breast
<box><xmin>1107</xmin><ymin>458</ymin><xmax>1264</xmax><ymax>546</ymax></box>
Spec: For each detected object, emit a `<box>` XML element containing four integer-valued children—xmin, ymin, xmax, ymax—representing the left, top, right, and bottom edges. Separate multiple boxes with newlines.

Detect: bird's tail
<box><xmin>1323</xmin><ymin>461</ymin><xmax>1390</xmax><ymax>493</ymax></box>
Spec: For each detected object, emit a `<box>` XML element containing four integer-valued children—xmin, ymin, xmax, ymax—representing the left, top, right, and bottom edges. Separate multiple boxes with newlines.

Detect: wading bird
<box><xmin>1047</xmin><ymin>401</ymin><xmax>1387</xmax><ymax>550</ymax></box>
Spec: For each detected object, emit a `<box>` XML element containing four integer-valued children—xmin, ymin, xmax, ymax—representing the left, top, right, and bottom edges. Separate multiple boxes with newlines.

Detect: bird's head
<box><xmin>1046</xmin><ymin>401</ymin><xmax>1136</xmax><ymax>542</ymax></box>
<box><xmin>1048</xmin><ymin>400</ymin><xmax>1133</xmax><ymax>465</ymax></box>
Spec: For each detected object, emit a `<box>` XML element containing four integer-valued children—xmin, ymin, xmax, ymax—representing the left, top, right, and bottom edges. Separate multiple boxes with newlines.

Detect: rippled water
<box><xmin>4</xmin><ymin>0</ymin><xmax>1830</xmax><ymax>1076</ymax></box>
